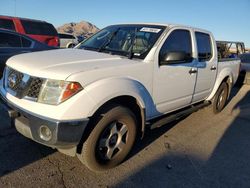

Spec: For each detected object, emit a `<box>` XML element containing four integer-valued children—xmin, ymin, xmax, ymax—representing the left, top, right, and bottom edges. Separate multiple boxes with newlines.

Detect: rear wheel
<box><xmin>77</xmin><ymin>105</ymin><xmax>137</xmax><ymax>171</ymax></box>
<box><xmin>67</xmin><ymin>43</ymin><xmax>75</xmax><ymax>48</ymax></box>
<box><xmin>212</xmin><ymin>82</ymin><xmax>229</xmax><ymax>114</ymax></box>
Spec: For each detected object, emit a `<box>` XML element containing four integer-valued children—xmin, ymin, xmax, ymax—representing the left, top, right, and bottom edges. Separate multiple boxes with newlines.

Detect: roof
<box><xmin>0</xmin><ymin>15</ymin><xmax>47</xmax><ymax>23</ymax></box>
<box><xmin>109</xmin><ymin>22</ymin><xmax>211</xmax><ymax>33</ymax></box>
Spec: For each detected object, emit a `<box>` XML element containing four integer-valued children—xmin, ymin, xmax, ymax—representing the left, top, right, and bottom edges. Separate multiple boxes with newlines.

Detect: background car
<box><xmin>0</xmin><ymin>15</ymin><xmax>59</xmax><ymax>47</ymax></box>
<box><xmin>58</xmin><ymin>33</ymin><xmax>78</xmax><ymax>48</ymax></box>
<box><xmin>239</xmin><ymin>53</ymin><xmax>250</xmax><ymax>84</ymax></box>
<box><xmin>76</xmin><ymin>35</ymin><xmax>86</xmax><ymax>43</ymax></box>
<box><xmin>240</xmin><ymin>53</ymin><xmax>250</xmax><ymax>70</ymax></box>
<box><xmin>0</xmin><ymin>29</ymin><xmax>57</xmax><ymax>78</ymax></box>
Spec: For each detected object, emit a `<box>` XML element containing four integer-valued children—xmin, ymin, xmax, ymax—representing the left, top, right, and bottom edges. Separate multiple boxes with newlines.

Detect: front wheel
<box><xmin>212</xmin><ymin>82</ymin><xmax>229</xmax><ymax>114</ymax></box>
<box><xmin>77</xmin><ymin>106</ymin><xmax>137</xmax><ymax>171</ymax></box>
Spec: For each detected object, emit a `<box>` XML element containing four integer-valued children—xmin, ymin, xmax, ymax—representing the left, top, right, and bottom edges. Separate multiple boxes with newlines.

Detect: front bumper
<box><xmin>0</xmin><ymin>92</ymin><xmax>89</xmax><ymax>149</ymax></box>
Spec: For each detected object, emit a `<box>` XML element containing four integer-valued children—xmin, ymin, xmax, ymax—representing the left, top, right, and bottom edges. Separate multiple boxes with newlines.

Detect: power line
<box><xmin>14</xmin><ymin>0</ymin><xmax>16</xmax><ymax>16</ymax></box>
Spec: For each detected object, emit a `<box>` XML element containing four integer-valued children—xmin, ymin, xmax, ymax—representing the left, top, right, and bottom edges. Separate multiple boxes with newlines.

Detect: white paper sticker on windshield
<box><xmin>134</xmin><ymin>53</ymin><xmax>141</xmax><ymax>56</ymax></box>
<box><xmin>140</xmin><ymin>27</ymin><xmax>161</xmax><ymax>33</ymax></box>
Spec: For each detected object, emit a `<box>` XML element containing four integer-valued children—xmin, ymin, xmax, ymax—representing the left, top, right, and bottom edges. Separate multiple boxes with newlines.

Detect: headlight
<box><xmin>38</xmin><ymin>79</ymin><xmax>83</xmax><ymax>105</ymax></box>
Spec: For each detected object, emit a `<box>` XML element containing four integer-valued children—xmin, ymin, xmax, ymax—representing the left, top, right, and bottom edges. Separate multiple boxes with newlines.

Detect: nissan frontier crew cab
<box><xmin>0</xmin><ymin>23</ymin><xmax>240</xmax><ymax>171</ymax></box>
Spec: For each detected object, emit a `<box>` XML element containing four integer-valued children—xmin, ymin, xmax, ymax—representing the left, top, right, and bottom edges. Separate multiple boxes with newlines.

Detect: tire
<box><xmin>212</xmin><ymin>82</ymin><xmax>229</xmax><ymax>114</ymax></box>
<box><xmin>67</xmin><ymin>43</ymin><xmax>75</xmax><ymax>48</ymax></box>
<box><xmin>77</xmin><ymin>105</ymin><xmax>137</xmax><ymax>171</ymax></box>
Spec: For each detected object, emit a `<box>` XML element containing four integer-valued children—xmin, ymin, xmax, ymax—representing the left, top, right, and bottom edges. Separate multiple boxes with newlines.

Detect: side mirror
<box><xmin>160</xmin><ymin>51</ymin><xmax>192</xmax><ymax>65</ymax></box>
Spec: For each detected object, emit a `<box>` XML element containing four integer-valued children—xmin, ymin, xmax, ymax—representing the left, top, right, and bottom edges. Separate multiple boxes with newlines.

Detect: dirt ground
<box><xmin>0</xmin><ymin>85</ymin><xmax>250</xmax><ymax>188</ymax></box>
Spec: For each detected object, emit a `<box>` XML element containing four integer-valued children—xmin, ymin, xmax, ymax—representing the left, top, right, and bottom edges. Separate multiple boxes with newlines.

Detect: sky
<box><xmin>1</xmin><ymin>0</ymin><xmax>250</xmax><ymax>47</ymax></box>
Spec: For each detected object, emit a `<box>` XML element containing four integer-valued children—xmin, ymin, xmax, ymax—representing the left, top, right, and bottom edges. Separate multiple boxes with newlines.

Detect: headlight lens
<box><xmin>37</xmin><ymin>79</ymin><xmax>83</xmax><ymax>105</ymax></box>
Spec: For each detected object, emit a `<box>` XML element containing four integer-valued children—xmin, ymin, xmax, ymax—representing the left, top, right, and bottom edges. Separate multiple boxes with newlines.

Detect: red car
<box><xmin>0</xmin><ymin>15</ymin><xmax>59</xmax><ymax>47</ymax></box>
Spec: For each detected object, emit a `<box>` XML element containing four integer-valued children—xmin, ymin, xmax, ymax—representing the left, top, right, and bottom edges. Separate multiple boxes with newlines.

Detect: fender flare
<box><xmin>83</xmin><ymin>77</ymin><xmax>157</xmax><ymax>119</ymax></box>
<box><xmin>206</xmin><ymin>68</ymin><xmax>233</xmax><ymax>101</ymax></box>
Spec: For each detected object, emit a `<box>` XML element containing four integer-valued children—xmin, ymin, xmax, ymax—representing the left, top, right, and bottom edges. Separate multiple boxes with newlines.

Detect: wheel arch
<box><xmin>66</xmin><ymin>42</ymin><xmax>75</xmax><ymax>48</ymax></box>
<box><xmin>76</xmin><ymin>95</ymin><xmax>146</xmax><ymax>154</ymax></box>
<box><xmin>206</xmin><ymin>70</ymin><xmax>233</xmax><ymax>101</ymax></box>
<box><xmin>75</xmin><ymin>77</ymin><xmax>157</xmax><ymax>154</ymax></box>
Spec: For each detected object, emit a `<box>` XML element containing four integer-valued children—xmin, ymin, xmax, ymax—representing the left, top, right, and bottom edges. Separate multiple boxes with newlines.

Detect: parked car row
<box><xmin>0</xmin><ymin>15</ymin><xmax>94</xmax><ymax>79</ymax></box>
<box><xmin>0</xmin><ymin>29</ymin><xmax>57</xmax><ymax>78</ymax></box>
<box><xmin>0</xmin><ymin>15</ymin><xmax>90</xmax><ymax>49</ymax></box>
<box><xmin>58</xmin><ymin>33</ymin><xmax>86</xmax><ymax>48</ymax></box>
<box><xmin>0</xmin><ymin>15</ymin><xmax>59</xmax><ymax>47</ymax></box>
<box><xmin>239</xmin><ymin>53</ymin><xmax>250</xmax><ymax>84</ymax></box>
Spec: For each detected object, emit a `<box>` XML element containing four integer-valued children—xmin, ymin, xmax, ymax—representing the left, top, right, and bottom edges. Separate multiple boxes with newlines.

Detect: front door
<box><xmin>153</xmin><ymin>29</ymin><xmax>197</xmax><ymax>115</ymax></box>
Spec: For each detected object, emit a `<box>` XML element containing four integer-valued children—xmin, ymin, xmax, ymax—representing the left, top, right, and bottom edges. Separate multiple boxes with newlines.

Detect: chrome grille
<box><xmin>4</xmin><ymin>67</ymin><xmax>44</xmax><ymax>100</ymax></box>
<box><xmin>26</xmin><ymin>78</ymin><xmax>43</xmax><ymax>98</ymax></box>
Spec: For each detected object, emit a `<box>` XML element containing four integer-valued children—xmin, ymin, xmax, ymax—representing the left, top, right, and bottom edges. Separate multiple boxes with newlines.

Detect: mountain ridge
<box><xmin>57</xmin><ymin>21</ymin><xmax>99</xmax><ymax>37</ymax></box>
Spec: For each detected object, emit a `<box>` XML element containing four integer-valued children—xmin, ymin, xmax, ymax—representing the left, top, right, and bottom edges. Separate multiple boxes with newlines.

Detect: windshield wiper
<box><xmin>128</xmin><ymin>28</ymin><xmax>138</xmax><ymax>59</ymax></box>
<box><xmin>81</xmin><ymin>46</ymin><xmax>98</xmax><ymax>51</ymax></box>
<box><xmin>98</xmin><ymin>28</ymin><xmax>120</xmax><ymax>52</ymax></box>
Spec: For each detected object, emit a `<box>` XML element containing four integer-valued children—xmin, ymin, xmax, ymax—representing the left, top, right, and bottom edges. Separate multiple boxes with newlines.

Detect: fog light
<box><xmin>39</xmin><ymin>125</ymin><xmax>52</xmax><ymax>141</ymax></box>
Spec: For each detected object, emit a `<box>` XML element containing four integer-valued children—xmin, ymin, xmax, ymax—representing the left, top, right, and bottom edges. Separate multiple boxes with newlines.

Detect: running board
<box><xmin>149</xmin><ymin>101</ymin><xmax>210</xmax><ymax>130</ymax></box>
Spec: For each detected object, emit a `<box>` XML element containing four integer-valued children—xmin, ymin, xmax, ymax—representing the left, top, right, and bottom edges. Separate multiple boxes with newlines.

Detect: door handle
<box><xmin>189</xmin><ymin>68</ymin><xmax>197</xmax><ymax>74</ymax></box>
<box><xmin>210</xmin><ymin>66</ymin><xmax>217</xmax><ymax>71</ymax></box>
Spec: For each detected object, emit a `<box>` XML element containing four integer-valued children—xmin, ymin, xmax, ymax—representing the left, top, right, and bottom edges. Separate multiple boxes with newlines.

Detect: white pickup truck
<box><xmin>0</xmin><ymin>23</ymin><xmax>240</xmax><ymax>171</ymax></box>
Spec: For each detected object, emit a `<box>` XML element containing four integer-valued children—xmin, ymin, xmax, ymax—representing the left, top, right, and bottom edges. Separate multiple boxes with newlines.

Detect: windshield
<box><xmin>77</xmin><ymin>24</ymin><xmax>166</xmax><ymax>59</ymax></box>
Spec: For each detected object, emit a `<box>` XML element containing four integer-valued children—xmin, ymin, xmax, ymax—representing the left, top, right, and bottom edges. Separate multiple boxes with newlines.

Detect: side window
<box><xmin>66</xmin><ymin>35</ymin><xmax>75</xmax><ymax>39</ymax></box>
<box><xmin>195</xmin><ymin>32</ymin><xmax>212</xmax><ymax>62</ymax></box>
<box><xmin>68</xmin><ymin>35</ymin><xmax>75</xmax><ymax>39</ymax></box>
<box><xmin>58</xmin><ymin>34</ymin><xmax>64</xmax><ymax>38</ymax></box>
<box><xmin>159</xmin><ymin>29</ymin><xmax>192</xmax><ymax>63</ymax></box>
<box><xmin>21</xmin><ymin>36</ymin><xmax>32</xmax><ymax>47</ymax></box>
<box><xmin>59</xmin><ymin>33</ymin><xmax>74</xmax><ymax>39</ymax></box>
<box><xmin>0</xmin><ymin>32</ymin><xmax>21</xmax><ymax>47</ymax></box>
<box><xmin>0</xmin><ymin>19</ymin><xmax>15</xmax><ymax>31</ymax></box>
<box><xmin>21</xmin><ymin>20</ymin><xmax>57</xmax><ymax>36</ymax></box>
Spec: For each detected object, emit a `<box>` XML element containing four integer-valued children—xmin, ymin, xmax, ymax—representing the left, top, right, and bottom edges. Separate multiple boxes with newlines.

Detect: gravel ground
<box><xmin>0</xmin><ymin>85</ymin><xmax>250</xmax><ymax>188</ymax></box>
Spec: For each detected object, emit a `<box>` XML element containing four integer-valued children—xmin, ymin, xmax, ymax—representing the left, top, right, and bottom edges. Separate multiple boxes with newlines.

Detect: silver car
<box><xmin>239</xmin><ymin>53</ymin><xmax>250</xmax><ymax>84</ymax></box>
<box><xmin>58</xmin><ymin>33</ymin><xmax>78</xmax><ymax>48</ymax></box>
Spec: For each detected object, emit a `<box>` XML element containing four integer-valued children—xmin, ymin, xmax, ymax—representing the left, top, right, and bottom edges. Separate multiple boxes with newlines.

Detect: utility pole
<box><xmin>14</xmin><ymin>0</ymin><xmax>16</xmax><ymax>16</ymax></box>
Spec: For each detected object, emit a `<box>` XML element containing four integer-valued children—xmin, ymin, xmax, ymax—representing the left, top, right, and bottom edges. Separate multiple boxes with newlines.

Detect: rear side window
<box><xmin>195</xmin><ymin>32</ymin><xmax>212</xmax><ymax>62</ymax></box>
<box><xmin>159</xmin><ymin>29</ymin><xmax>192</xmax><ymax>62</ymax></box>
<box><xmin>21</xmin><ymin>20</ymin><xmax>57</xmax><ymax>36</ymax></box>
<box><xmin>21</xmin><ymin>36</ymin><xmax>32</xmax><ymax>47</ymax></box>
<box><xmin>0</xmin><ymin>19</ymin><xmax>15</xmax><ymax>31</ymax></box>
<box><xmin>0</xmin><ymin>32</ymin><xmax>21</xmax><ymax>47</ymax></box>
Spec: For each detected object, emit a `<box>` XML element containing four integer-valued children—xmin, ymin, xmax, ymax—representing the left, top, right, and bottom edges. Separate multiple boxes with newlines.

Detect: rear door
<box><xmin>153</xmin><ymin>28</ymin><xmax>197</xmax><ymax>114</ymax></box>
<box><xmin>192</xmin><ymin>32</ymin><xmax>217</xmax><ymax>102</ymax></box>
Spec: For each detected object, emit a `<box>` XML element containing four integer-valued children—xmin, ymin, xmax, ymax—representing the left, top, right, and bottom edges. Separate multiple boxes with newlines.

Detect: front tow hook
<box><xmin>8</xmin><ymin>110</ymin><xmax>20</xmax><ymax>127</ymax></box>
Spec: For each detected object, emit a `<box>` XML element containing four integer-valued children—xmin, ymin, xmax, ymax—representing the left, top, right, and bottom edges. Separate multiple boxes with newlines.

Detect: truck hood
<box><xmin>6</xmin><ymin>49</ymin><xmax>136</xmax><ymax>80</ymax></box>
